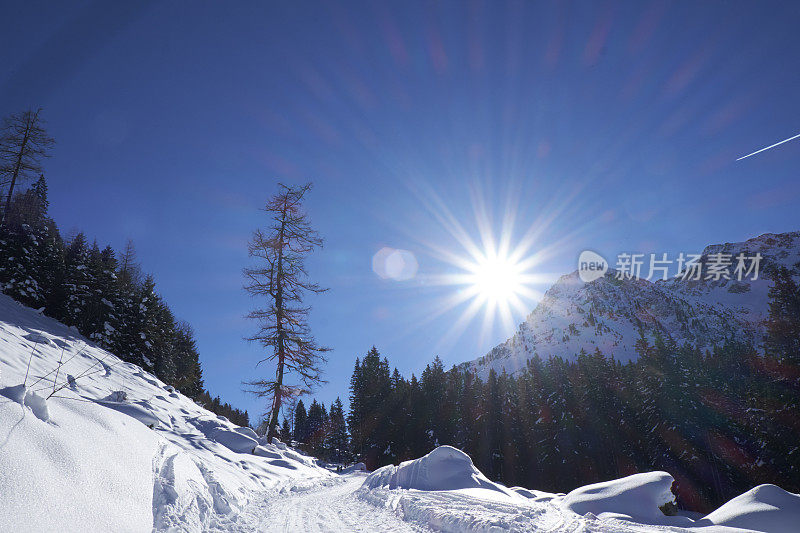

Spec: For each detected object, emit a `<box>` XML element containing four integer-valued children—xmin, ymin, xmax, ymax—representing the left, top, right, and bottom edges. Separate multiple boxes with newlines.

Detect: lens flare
<box><xmin>398</xmin><ymin>182</ymin><xmax>566</xmax><ymax>350</ymax></box>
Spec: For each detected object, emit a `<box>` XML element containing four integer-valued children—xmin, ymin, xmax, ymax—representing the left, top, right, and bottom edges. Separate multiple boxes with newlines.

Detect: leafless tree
<box><xmin>244</xmin><ymin>183</ymin><xmax>329</xmax><ymax>442</ymax></box>
<box><xmin>0</xmin><ymin>109</ymin><xmax>55</xmax><ymax>228</ymax></box>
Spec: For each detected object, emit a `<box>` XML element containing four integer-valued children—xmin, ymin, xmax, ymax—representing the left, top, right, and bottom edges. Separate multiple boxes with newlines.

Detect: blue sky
<box><xmin>2</xmin><ymin>0</ymin><xmax>799</xmax><ymax>419</ymax></box>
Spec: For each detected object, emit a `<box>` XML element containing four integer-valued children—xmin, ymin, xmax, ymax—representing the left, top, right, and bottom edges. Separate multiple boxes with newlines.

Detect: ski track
<box><xmin>208</xmin><ymin>473</ymin><xmax>698</xmax><ymax>533</ymax></box>
<box><xmin>213</xmin><ymin>474</ymin><xmax>428</xmax><ymax>532</ymax></box>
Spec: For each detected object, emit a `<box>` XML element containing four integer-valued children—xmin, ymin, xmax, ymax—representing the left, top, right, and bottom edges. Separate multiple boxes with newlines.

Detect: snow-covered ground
<box><xmin>0</xmin><ymin>293</ymin><xmax>332</xmax><ymax>531</ymax></box>
<box><xmin>358</xmin><ymin>446</ymin><xmax>800</xmax><ymax>533</ymax></box>
<box><xmin>1</xmin><ymin>292</ymin><xmax>798</xmax><ymax>532</ymax></box>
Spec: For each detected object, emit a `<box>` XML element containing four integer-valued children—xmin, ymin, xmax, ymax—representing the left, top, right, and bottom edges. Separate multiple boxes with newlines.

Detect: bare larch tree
<box><xmin>0</xmin><ymin>108</ymin><xmax>55</xmax><ymax>228</ymax></box>
<box><xmin>244</xmin><ymin>183</ymin><xmax>329</xmax><ymax>442</ymax></box>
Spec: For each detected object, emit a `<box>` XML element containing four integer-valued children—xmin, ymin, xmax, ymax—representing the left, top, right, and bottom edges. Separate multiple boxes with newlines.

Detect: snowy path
<box><xmin>215</xmin><ymin>474</ymin><xmax>428</xmax><ymax>532</ymax></box>
<box><xmin>208</xmin><ymin>473</ymin><xmax>689</xmax><ymax>533</ymax></box>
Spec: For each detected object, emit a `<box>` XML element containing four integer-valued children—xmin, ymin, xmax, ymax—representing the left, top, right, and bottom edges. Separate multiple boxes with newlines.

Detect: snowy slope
<box><xmin>465</xmin><ymin>231</ymin><xmax>800</xmax><ymax>376</ymax></box>
<box><xmin>0</xmin><ymin>293</ymin><xmax>332</xmax><ymax>532</ymax></box>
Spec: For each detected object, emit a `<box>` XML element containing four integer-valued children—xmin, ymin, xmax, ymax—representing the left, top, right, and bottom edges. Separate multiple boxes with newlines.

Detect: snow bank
<box><xmin>358</xmin><ymin>443</ymin><xmax>800</xmax><ymax>532</ymax></box>
<box><xmin>561</xmin><ymin>471</ymin><xmax>676</xmax><ymax>522</ymax></box>
<box><xmin>0</xmin><ymin>293</ymin><xmax>331</xmax><ymax>532</ymax></box>
<box><xmin>362</xmin><ymin>445</ymin><xmax>522</xmax><ymax>502</ymax></box>
<box><xmin>699</xmin><ymin>484</ymin><xmax>800</xmax><ymax>532</ymax></box>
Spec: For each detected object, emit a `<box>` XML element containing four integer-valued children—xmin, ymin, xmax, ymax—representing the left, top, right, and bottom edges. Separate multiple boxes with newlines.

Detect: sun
<box><xmin>395</xmin><ymin>182</ymin><xmax>558</xmax><ymax>350</ymax></box>
<box><xmin>466</xmin><ymin>253</ymin><xmax>525</xmax><ymax>305</ymax></box>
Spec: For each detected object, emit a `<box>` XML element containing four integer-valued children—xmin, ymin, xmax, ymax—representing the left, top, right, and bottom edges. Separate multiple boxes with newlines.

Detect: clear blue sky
<box><xmin>2</xmin><ymin>0</ymin><xmax>799</xmax><ymax>420</ymax></box>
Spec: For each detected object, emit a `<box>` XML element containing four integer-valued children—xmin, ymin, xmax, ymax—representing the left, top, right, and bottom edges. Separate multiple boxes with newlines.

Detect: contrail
<box><xmin>737</xmin><ymin>132</ymin><xmax>800</xmax><ymax>161</ymax></box>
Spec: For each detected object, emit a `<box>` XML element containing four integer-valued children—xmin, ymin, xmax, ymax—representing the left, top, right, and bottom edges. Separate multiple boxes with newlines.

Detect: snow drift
<box><xmin>698</xmin><ymin>484</ymin><xmax>800</xmax><ymax>532</ymax></box>
<box><xmin>560</xmin><ymin>471</ymin><xmax>676</xmax><ymax>521</ymax></box>
<box><xmin>0</xmin><ymin>293</ymin><xmax>330</xmax><ymax>532</ymax></box>
<box><xmin>359</xmin><ymin>445</ymin><xmax>800</xmax><ymax>532</ymax></box>
<box><xmin>362</xmin><ymin>445</ymin><xmax>522</xmax><ymax>502</ymax></box>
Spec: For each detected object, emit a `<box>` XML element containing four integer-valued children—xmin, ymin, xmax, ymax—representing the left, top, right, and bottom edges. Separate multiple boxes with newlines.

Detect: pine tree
<box><xmin>0</xmin><ymin>216</ymin><xmax>42</xmax><ymax>307</ymax></box>
<box><xmin>280</xmin><ymin>417</ymin><xmax>292</xmax><ymax>442</ymax></box>
<box><xmin>118</xmin><ymin>239</ymin><xmax>141</xmax><ymax>287</ymax></box>
<box><xmin>764</xmin><ymin>267</ymin><xmax>800</xmax><ymax>363</ymax></box>
<box><xmin>38</xmin><ymin>220</ymin><xmax>66</xmax><ymax>318</ymax></box>
<box><xmin>347</xmin><ymin>347</ymin><xmax>392</xmax><ymax>468</ymax></box>
<box><xmin>244</xmin><ymin>183</ymin><xmax>329</xmax><ymax>442</ymax></box>
<box><xmin>172</xmin><ymin>322</ymin><xmax>204</xmax><ymax>397</ymax></box>
<box><xmin>0</xmin><ymin>109</ymin><xmax>55</xmax><ymax>228</ymax></box>
<box><xmin>293</xmin><ymin>400</ymin><xmax>308</xmax><ymax>444</ymax></box>
<box><xmin>63</xmin><ymin>233</ymin><xmax>91</xmax><ymax>327</ymax></box>
<box><xmin>762</xmin><ymin>267</ymin><xmax>800</xmax><ymax>488</ymax></box>
<box><xmin>420</xmin><ymin>356</ymin><xmax>448</xmax><ymax>447</ymax></box>
<box><xmin>328</xmin><ymin>397</ymin><xmax>348</xmax><ymax>463</ymax></box>
<box><xmin>306</xmin><ymin>399</ymin><xmax>327</xmax><ymax>456</ymax></box>
<box><xmin>347</xmin><ymin>358</ymin><xmax>364</xmax><ymax>456</ymax></box>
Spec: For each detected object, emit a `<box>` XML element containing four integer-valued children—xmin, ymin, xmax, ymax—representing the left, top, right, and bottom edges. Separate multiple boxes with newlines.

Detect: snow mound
<box><xmin>211</xmin><ymin>427</ymin><xmax>259</xmax><ymax>454</ymax></box>
<box><xmin>362</xmin><ymin>445</ymin><xmax>521</xmax><ymax>501</ymax></box>
<box><xmin>233</xmin><ymin>425</ymin><xmax>260</xmax><ymax>441</ymax></box>
<box><xmin>341</xmin><ymin>462</ymin><xmax>366</xmax><ymax>474</ymax></box>
<box><xmin>0</xmin><ymin>383</ymin><xmax>51</xmax><ymax>421</ymax></box>
<box><xmin>22</xmin><ymin>388</ymin><xmax>50</xmax><ymax>422</ymax></box>
<box><xmin>0</xmin><ymin>293</ymin><xmax>331</xmax><ymax>532</ymax></box>
<box><xmin>700</xmin><ymin>484</ymin><xmax>800</xmax><ymax>532</ymax></box>
<box><xmin>561</xmin><ymin>471</ymin><xmax>676</xmax><ymax>521</ymax></box>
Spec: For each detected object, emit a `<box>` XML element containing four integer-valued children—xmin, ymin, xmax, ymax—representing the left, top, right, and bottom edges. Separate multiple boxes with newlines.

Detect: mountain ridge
<box><xmin>463</xmin><ymin>231</ymin><xmax>800</xmax><ymax>376</ymax></box>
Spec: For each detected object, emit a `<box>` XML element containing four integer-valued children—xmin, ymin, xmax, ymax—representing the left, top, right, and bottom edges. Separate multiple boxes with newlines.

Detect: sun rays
<box><xmin>405</xmin><ymin>182</ymin><xmax>560</xmax><ymax>350</ymax></box>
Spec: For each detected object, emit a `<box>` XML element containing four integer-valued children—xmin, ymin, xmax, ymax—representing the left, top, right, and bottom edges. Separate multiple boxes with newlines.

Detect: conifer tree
<box><xmin>280</xmin><ymin>417</ymin><xmax>292</xmax><ymax>442</ymax></box>
<box><xmin>244</xmin><ymin>183</ymin><xmax>329</xmax><ymax>442</ymax></box>
<box><xmin>63</xmin><ymin>233</ymin><xmax>91</xmax><ymax>326</ymax></box>
<box><xmin>327</xmin><ymin>397</ymin><xmax>348</xmax><ymax>463</ymax></box>
<box><xmin>306</xmin><ymin>400</ymin><xmax>327</xmax><ymax>456</ymax></box>
<box><xmin>293</xmin><ymin>399</ymin><xmax>308</xmax><ymax>444</ymax></box>
<box><xmin>0</xmin><ymin>109</ymin><xmax>54</xmax><ymax>228</ymax></box>
<box><xmin>172</xmin><ymin>322</ymin><xmax>204</xmax><ymax>397</ymax></box>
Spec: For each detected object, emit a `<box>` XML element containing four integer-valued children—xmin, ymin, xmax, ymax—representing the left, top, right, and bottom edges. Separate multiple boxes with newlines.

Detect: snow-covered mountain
<box><xmin>464</xmin><ymin>231</ymin><xmax>800</xmax><ymax>376</ymax></box>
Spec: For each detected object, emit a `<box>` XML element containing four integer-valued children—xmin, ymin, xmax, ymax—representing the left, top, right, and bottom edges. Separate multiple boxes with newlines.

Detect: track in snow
<box><xmin>211</xmin><ymin>473</ymin><xmax>688</xmax><ymax>533</ymax></box>
<box><xmin>215</xmin><ymin>474</ymin><xmax>428</xmax><ymax>533</ymax></box>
